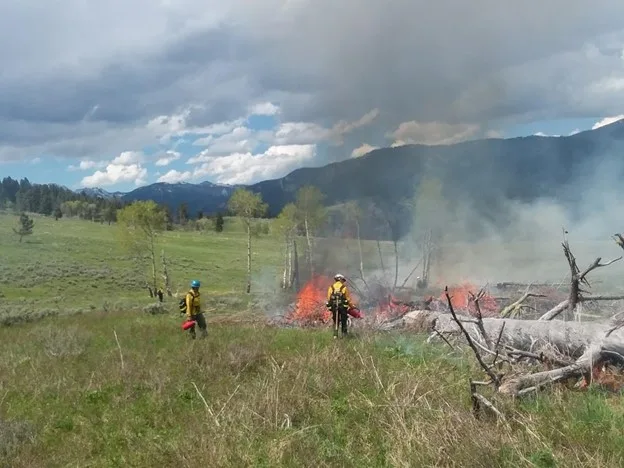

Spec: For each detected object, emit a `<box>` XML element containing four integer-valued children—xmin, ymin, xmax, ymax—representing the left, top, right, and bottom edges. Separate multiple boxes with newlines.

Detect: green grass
<box><xmin>0</xmin><ymin>213</ymin><xmax>290</xmax><ymax>317</ymax></box>
<box><xmin>2</xmin><ymin>313</ymin><xmax>624</xmax><ymax>467</ymax></box>
<box><xmin>0</xmin><ymin>213</ymin><xmax>399</xmax><ymax>311</ymax></box>
<box><xmin>2</xmin><ymin>212</ymin><xmax>624</xmax><ymax>466</ymax></box>
<box><xmin>0</xmin><ymin>211</ymin><xmax>410</xmax><ymax>323</ymax></box>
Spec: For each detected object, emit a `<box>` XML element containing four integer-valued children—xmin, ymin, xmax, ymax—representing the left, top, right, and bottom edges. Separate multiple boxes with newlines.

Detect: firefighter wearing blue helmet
<box><xmin>185</xmin><ymin>279</ymin><xmax>207</xmax><ymax>339</ymax></box>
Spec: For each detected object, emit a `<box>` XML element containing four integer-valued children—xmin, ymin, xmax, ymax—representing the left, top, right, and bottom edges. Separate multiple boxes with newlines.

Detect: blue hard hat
<box><xmin>191</xmin><ymin>280</ymin><xmax>200</xmax><ymax>288</ymax></box>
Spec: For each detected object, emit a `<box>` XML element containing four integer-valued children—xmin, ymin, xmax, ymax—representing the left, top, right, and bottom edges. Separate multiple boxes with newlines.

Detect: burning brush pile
<box><xmin>432</xmin><ymin>283</ymin><xmax>500</xmax><ymax>317</ymax></box>
<box><xmin>280</xmin><ymin>275</ymin><xmax>506</xmax><ymax>328</ymax></box>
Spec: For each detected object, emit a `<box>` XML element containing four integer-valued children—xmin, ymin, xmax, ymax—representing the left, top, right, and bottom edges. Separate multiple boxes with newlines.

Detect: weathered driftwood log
<box><xmin>498</xmin><ymin>338</ymin><xmax>624</xmax><ymax>395</ymax></box>
<box><xmin>389</xmin><ymin>309</ymin><xmax>624</xmax><ymax>396</ymax></box>
<box><xmin>389</xmin><ymin>309</ymin><xmax>619</xmax><ymax>359</ymax></box>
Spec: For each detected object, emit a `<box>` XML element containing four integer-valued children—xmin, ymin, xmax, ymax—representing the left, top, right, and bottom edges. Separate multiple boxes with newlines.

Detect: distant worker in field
<box><xmin>183</xmin><ymin>280</ymin><xmax>207</xmax><ymax>339</ymax></box>
<box><xmin>326</xmin><ymin>273</ymin><xmax>355</xmax><ymax>339</ymax></box>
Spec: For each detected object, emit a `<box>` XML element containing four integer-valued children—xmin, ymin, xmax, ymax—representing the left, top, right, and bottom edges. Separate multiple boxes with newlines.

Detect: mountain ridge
<box><xmin>71</xmin><ymin>119</ymin><xmax>624</xmax><ymax>231</ymax></box>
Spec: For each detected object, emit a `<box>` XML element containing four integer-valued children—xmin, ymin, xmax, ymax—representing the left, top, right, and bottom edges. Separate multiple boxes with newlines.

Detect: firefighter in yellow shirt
<box><xmin>185</xmin><ymin>280</ymin><xmax>207</xmax><ymax>339</ymax></box>
<box><xmin>326</xmin><ymin>273</ymin><xmax>355</xmax><ymax>338</ymax></box>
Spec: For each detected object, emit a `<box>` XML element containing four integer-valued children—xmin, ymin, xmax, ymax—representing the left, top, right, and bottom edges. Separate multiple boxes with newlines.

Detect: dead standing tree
<box><xmin>161</xmin><ymin>249</ymin><xmax>173</xmax><ymax>297</ymax></box>
<box><xmin>295</xmin><ymin>186</ymin><xmax>326</xmax><ymax>281</ymax></box>
<box><xmin>366</xmin><ymin>197</ymin><xmax>405</xmax><ymax>293</ymax></box>
<box><xmin>418</xmin><ymin>228</ymin><xmax>436</xmax><ymax>289</ymax></box>
<box><xmin>343</xmin><ymin>201</ymin><xmax>365</xmax><ymax>281</ymax></box>
<box><xmin>275</xmin><ymin>203</ymin><xmax>299</xmax><ymax>290</ymax></box>
<box><xmin>411</xmin><ymin>177</ymin><xmax>448</xmax><ymax>290</ymax></box>
<box><xmin>539</xmin><ymin>232</ymin><xmax>623</xmax><ymax>321</ymax></box>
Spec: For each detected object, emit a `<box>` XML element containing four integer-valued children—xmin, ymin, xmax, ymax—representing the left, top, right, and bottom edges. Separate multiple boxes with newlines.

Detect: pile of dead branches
<box><xmin>383</xmin><ymin>230</ymin><xmax>624</xmax><ymax>418</ymax></box>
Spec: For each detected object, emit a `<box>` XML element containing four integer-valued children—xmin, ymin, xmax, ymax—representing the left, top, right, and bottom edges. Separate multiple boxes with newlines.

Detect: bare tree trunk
<box><xmin>281</xmin><ymin>244</ymin><xmax>288</xmax><ymax>289</ymax></box>
<box><xmin>355</xmin><ymin>218</ymin><xmax>364</xmax><ymax>279</ymax></box>
<box><xmin>292</xmin><ymin>238</ymin><xmax>300</xmax><ymax>291</ymax></box>
<box><xmin>389</xmin><ymin>309</ymin><xmax>613</xmax><ymax>359</ymax></box>
<box><xmin>281</xmin><ymin>235</ymin><xmax>290</xmax><ymax>289</ymax></box>
<box><xmin>392</xmin><ymin>239</ymin><xmax>399</xmax><ymax>292</ymax></box>
<box><xmin>286</xmin><ymin>234</ymin><xmax>293</xmax><ymax>289</ymax></box>
<box><xmin>304</xmin><ymin>216</ymin><xmax>314</xmax><ymax>278</ymax></box>
<box><xmin>376</xmin><ymin>238</ymin><xmax>386</xmax><ymax>275</ymax></box>
<box><xmin>499</xmin><ymin>333</ymin><xmax>624</xmax><ymax>396</ymax></box>
<box><xmin>246</xmin><ymin>222</ymin><xmax>252</xmax><ymax>294</ymax></box>
<box><xmin>150</xmin><ymin>234</ymin><xmax>157</xmax><ymax>294</ymax></box>
<box><xmin>161</xmin><ymin>249</ymin><xmax>173</xmax><ymax>296</ymax></box>
<box><xmin>420</xmin><ymin>229</ymin><xmax>434</xmax><ymax>288</ymax></box>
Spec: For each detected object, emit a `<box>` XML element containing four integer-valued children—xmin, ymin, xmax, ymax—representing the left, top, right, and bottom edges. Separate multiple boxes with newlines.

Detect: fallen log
<box><xmin>498</xmin><ymin>339</ymin><xmax>624</xmax><ymax>396</ymax></box>
<box><xmin>375</xmin><ymin>233</ymin><xmax>624</xmax><ymax>402</ymax></box>
<box><xmin>499</xmin><ymin>289</ymin><xmax>546</xmax><ymax>318</ymax></box>
<box><xmin>539</xmin><ymin>295</ymin><xmax>624</xmax><ymax>321</ymax></box>
<box><xmin>390</xmin><ymin>308</ymin><xmax>624</xmax><ymax>396</ymax></box>
<box><xmin>391</xmin><ymin>309</ymin><xmax>621</xmax><ymax>359</ymax></box>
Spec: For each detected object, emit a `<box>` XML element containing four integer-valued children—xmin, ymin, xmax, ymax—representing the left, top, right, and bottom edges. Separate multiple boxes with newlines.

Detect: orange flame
<box><xmin>287</xmin><ymin>275</ymin><xmax>334</xmax><ymax>325</ymax></box>
<box><xmin>441</xmin><ymin>282</ymin><xmax>498</xmax><ymax>317</ymax></box>
<box><xmin>286</xmin><ymin>276</ymin><xmax>500</xmax><ymax>327</ymax></box>
<box><xmin>367</xmin><ymin>293</ymin><xmax>413</xmax><ymax>322</ymax></box>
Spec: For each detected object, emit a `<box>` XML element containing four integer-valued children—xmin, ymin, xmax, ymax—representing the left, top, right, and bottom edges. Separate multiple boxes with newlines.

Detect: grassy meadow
<box><xmin>1</xmin><ymin>211</ymin><xmax>624</xmax><ymax>467</ymax></box>
<box><xmin>0</xmin><ymin>212</ymin><xmax>286</xmax><ymax>317</ymax></box>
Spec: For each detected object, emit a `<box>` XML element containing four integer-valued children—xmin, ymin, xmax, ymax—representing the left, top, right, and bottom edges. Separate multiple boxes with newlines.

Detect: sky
<box><xmin>1</xmin><ymin>0</ymin><xmax>624</xmax><ymax>193</ymax></box>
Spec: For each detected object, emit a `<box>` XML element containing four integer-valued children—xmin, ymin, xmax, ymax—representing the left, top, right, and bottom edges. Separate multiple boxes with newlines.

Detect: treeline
<box><xmin>0</xmin><ymin>177</ymin><xmax>123</xmax><ymax>221</ymax></box>
<box><xmin>0</xmin><ymin>177</ymin><xmax>238</xmax><ymax>231</ymax></box>
<box><xmin>0</xmin><ymin>176</ymin><xmax>430</xmax><ymax>246</ymax></box>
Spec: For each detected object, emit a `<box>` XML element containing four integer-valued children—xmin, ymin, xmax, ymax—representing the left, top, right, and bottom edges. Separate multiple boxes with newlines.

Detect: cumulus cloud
<box><xmin>155</xmin><ymin>150</ymin><xmax>181</xmax><ymax>166</ymax></box>
<box><xmin>3</xmin><ymin>0</ymin><xmax>624</xmax><ymax>171</ymax></box>
<box><xmin>81</xmin><ymin>162</ymin><xmax>148</xmax><ymax>188</ymax></box>
<box><xmin>79</xmin><ymin>150</ymin><xmax>148</xmax><ymax>187</ymax></box>
<box><xmin>146</xmin><ymin>108</ymin><xmax>250</xmax><ymax>145</ymax></box>
<box><xmin>68</xmin><ymin>159</ymin><xmax>107</xmax><ymax>171</ymax></box>
<box><xmin>249</xmin><ymin>102</ymin><xmax>280</xmax><ymax>116</ymax></box>
<box><xmin>157</xmin><ymin>169</ymin><xmax>192</xmax><ymax>184</ymax></box>
<box><xmin>112</xmin><ymin>150</ymin><xmax>144</xmax><ymax>165</ymax></box>
<box><xmin>192</xmin><ymin>144</ymin><xmax>316</xmax><ymax>184</ymax></box>
<box><xmin>183</xmin><ymin>109</ymin><xmax>377</xmax><ymax>169</ymax></box>
<box><xmin>192</xmin><ymin>126</ymin><xmax>262</xmax><ymax>152</ymax></box>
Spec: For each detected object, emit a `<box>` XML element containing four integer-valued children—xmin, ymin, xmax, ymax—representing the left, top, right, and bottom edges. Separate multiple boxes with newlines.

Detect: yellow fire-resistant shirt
<box><xmin>185</xmin><ymin>289</ymin><xmax>201</xmax><ymax>318</ymax></box>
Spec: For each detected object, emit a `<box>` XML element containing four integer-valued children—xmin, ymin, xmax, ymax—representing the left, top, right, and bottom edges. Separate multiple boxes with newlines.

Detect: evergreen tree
<box><xmin>215</xmin><ymin>212</ymin><xmax>224</xmax><ymax>232</ymax></box>
<box><xmin>13</xmin><ymin>212</ymin><xmax>34</xmax><ymax>242</ymax></box>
